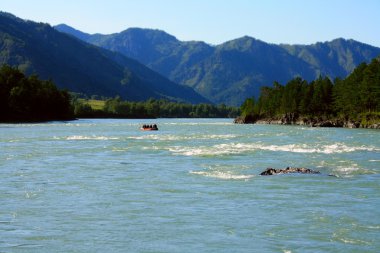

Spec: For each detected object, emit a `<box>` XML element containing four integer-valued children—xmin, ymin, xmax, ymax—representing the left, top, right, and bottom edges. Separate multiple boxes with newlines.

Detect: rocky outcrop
<box><xmin>260</xmin><ymin>167</ymin><xmax>320</xmax><ymax>176</ymax></box>
<box><xmin>233</xmin><ymin>115</ymin><xmax>258</xmax><ymax>124</ymax></box>
<box><xmin>236</xmin><ymin>114</ymin><xmax>380</xmax><ymax>129</ymax></box>
<box><xmin>343</xmin><ymin>121</ymin><xmax>360</xmax><ymax>128</ymax></box>
<box><xmin>233</xmin><ymin>116</ymin><xmax>246</xmax><ymax>124</ymax></box>
<box><xmin>282</xmin><ymin>113</ymin><xmax>298</xmax><ymax>124</ymax></box>
<box><xmin>365</xmin><ymin>123</ymin><xmax>380</xmax><ymax>129</ymax></box>
<box><xmin>254</xmin><ymin>113</ymin><xmax>298</xmax><ymax>125</ymax></box>
<box><xmin>296</xmin><ymin>118</ymin><xmax>345</xmax><ymax>127</ymax></box>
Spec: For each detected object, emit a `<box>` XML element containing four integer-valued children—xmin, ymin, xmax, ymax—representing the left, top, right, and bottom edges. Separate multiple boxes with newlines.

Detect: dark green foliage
<box><xmin>56</xmin><ymin>25</ymin><xmax>380</xmax><ymax>106</ymax></box>
<box><xmin>240</xmin><ymin>58</ymin><xmax>380</xmax><ymax>121</ymax></box>
<box><xmin>309</xmin><ymin>76</ymin><xmax>334</xmax><ymax>115</ymax></box>
<box><xmin>360</xmin><ymin>59</ymin><xmax>380</xmax><ymax>112</ymax></box>
<box><xmin>102</xmin><ymin>98</ymin><xmax>239</xmax><ymax>118</ymax></box>
<box><xmin>74</xmin><ymin>97</ymin><xmax>239</xmax><ymax>118</ymax></box>
<box><xmin>333</xmin><ymin>59</ymin><xmax>380</xmax><ymax>117</ymax></box>
<box><xmin>0</xmin><ymin>65</ymin><xmax>73</xmax><ymax>122</ymax></box>
<box><xmin>240</xmin><ymin>97</ymin><xmax>257</xmax><ymax>117</ymax></box>
<box><xmin>0</xmin><ymin>12</ymin><xmax>208</xmax><ymax>104</ymax></box>
<box><xmin>72</xmin><ymin>100</ymin><xmax>95</xmax><ymax>117</ymax></box>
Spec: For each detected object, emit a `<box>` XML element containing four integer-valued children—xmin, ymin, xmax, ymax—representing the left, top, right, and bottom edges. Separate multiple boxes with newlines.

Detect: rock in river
<box><xmin>260</xmin><ymin>167</ymin><xmax>320</xmax><ymax>176</ymax></box>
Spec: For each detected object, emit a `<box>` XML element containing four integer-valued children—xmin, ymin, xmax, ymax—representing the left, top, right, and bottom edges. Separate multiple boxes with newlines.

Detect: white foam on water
<box><xmin>142</xmin><ymin>146</ymin><xmax>161</xmax><ymax>151</ymax></box>
<box><xmin>335</xmin><ymin>236</ymin><xmax>371</xmax><ymax>245</ymax></box>
<box><xmin>127</xmin><ymin>135</ymin><xmax>166</xmax><ymax>140</ymax></box>
<box><xmin>259</xmin><ymin>143</ymin><xmax>379</xmax><ymax>154</ymax></box>
<box><xmin>205</xmin><ymin>134</ymin><xmax>238</xmax><ymax>139</ymax></box>
<box><xmin>189</xmin><ymin>170</ymin><xmax>253</xmax><ymax>180</ymax></box>
<box><xmin>190</xmin><ymin>164</ymin><xmax>254</xmax><ymax>180</ymax></box>
<box><xmin>334</xmin><ymin>167</ymin><xmax>360</xmax><ymax>173</ymax></box>
<box><xmin>112</xmin><ymin>147</ymin><xmax>130</xmax><ymax>152</ymax></box>
<box><xmin>127</xmin><ymin>134</ymin><xmax>238</xmax><ymax>141</ymax></box>
<box><xmin>66</xmin><ymin>135</ymin><xmax>119</xmax><ymax>140</ymax></box>
<box><xmin>366</xmin><ymin>225</ymin><xmax>380</xmax><ymax>229</ymax></box>
<box><xmin>169</xmin><ymin>143</ymin><xmax>258</xmax><ymax>156</ymax></box>
<box><xmin>168</xmin><ymin>145</ymin><xmax>235</xmax><ymax>156</ymax></box>
<box><xmin>165</xmin><ymin>122</ymin><xmax>232</xmax><ymax>126</ymax></box>
<box><xmin>168</xmin><ymin>142</ymin><xmax>379</xmax><ymax>156</ymax></box>
<box><xmin>331</xmin><ymin>165</ymin><xmax>376</xmax><ymax>177</ymax></box>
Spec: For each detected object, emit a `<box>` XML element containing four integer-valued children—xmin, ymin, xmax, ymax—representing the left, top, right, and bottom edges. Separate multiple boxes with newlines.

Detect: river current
<box><xmin>1</xmin><ymin>118</ymin><xmax>379</xmax><ymax>252</ymax></box>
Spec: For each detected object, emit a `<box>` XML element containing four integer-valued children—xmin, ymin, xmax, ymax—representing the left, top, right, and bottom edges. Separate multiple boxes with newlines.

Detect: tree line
<box><xmin>240</xmin><ymin>58</ymin><xmax>380</xmax><ymax>124</ymax></box>
<box><xmin>0</xmin><ymin>64</ymin><xmax>239</xmax><ymax>122</ymax></box>
<box><xmin>73</xmin><ymin>97</ymin><xmax>240</xmax><ymax>118</ymax></box>
<box><xmin>0</xmin><ymin>65</ymin><xmax>73</xmax><ymax>122</ymax></box>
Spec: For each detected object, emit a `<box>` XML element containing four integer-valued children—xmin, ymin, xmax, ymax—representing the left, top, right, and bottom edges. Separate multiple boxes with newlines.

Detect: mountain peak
<box><xmin>218</xmin><ymin>36</ymin><xmax>269</xmax><ymax>52</ymax></box>
<box><xmin>1</xmin><ymin>12</ymin><xmax>208</xmax><ymax>104</ymax></box>
<box><xmin>0</xmin><ymin>11</ymin><xmax>21</xmax><ymax>21</ymax></box>
<box><xmin>55</xmin><ymin>24</ymin><xmax>91</xmax><ymax>41</ymax></box>
<box><xmin>118</xmin><ymin>27</ymin><xmax>179</xmax><ymax>45</ymax></box>
<box><xmin>226</xmin><ymin>35</ymin><xmax>258</xmax><ymax>43</ymax></box>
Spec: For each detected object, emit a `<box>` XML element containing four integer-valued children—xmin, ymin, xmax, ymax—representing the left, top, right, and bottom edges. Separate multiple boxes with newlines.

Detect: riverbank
<box><xmin>234</xmin><ymin>114</ymin><xmax>380</xmax><ymax>129</ymax></box>
<box><xmin>0</xmin><ymin>116</ymin><xmax>76</xmax><ymax>124</ymax></box>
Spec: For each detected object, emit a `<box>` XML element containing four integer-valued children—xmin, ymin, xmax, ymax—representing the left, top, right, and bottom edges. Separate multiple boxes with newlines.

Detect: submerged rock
<box><xmin>260</xmin><ymin>167</ymin><xmax>320</xmax><ymax>176</ymax></box>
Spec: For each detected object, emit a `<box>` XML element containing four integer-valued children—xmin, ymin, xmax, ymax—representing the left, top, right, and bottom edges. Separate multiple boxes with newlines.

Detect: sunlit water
<box><xmin>1</xmin><ymin>118</ymin><xmax>379</xmax><ymax>253</ymax></box>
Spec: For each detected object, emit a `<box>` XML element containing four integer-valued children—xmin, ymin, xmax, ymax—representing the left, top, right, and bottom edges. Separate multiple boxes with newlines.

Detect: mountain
<box><xmin>0</xmin><ymin>12</ymin><xmax>208</xmax><ymax>104</ymax></box>
<box><xmin>279</xmin><ymin>38</ymin><xmax>380</xmax><ymax>79</ymax></box>
<box><xmin>53</xmin><ymin>23</ymin><xmax>91</xmax><ymax>41</ymax></box>
<box><xmin>56</xmin><ymin>24</ymin><xmax>380</xmax><ymax>105</ymax></box>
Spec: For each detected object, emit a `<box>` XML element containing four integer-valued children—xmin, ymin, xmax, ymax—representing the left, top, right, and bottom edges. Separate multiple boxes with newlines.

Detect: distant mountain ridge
<box><xmin>0</xmin><ymin>12</ymin><xmax>208</xmax><ymax>104</ymax></box>
<box><xmin>56</xmin><ymin>24</ymin><xmax>380</xmax><ymax>105</ymax></box>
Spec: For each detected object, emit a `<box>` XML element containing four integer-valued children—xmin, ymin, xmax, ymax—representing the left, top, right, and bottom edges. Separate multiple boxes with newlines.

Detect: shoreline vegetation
<box><xmin>0</xmin><ymin>65</ymin><xmax>74</xmax><ymax>123</ymax></box>
<box><xmin>0</xmin><ymin>64</ymin><xmax>239</xmax><ymax>123</ymax></box>
<box><xmin>72</xmin><ymin>96</ymin><xmax>240</xmax><ymax>119</ymax></box>
<box><xmin>235</xmin><ymin>113</ymin><xmax>380</xmax><ymax>129</ymax></box>
<box><xmin>235</xmin><ymin>58</ymin><xmax>380</xmax><ymax>129</ymax></box>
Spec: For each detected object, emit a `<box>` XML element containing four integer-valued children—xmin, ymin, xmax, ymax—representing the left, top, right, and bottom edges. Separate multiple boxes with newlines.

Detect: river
<box><xmin>1</xmin><ymin>118</ymin><xmax>379</xmax><ymax>252</ymax></box>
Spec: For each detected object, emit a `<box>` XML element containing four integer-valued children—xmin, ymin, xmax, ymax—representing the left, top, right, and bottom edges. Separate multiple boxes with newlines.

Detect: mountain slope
<box><xmin>189</xmin><ymin>37</ymin><xmax>317</xmax><ymax>105</ymax></box>
<box><xmin>0</xmin><ymin>13</ymin><xmax>208</xmax><ymax>103</ymax></box>
<box><xmin>56</xmin><ymin>24</ymin><xmax>380</xmax><ymax>105</ymax></box>
<box><xmin>279</xmin><ymin>38</ymin><xmax>380</xmax><ymax>79</ymax></box>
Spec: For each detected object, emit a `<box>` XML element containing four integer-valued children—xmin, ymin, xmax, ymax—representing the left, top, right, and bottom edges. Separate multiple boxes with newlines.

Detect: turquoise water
<box><xmin>1</xmin><ymin>118</ymin><xmax>379</xmax><ymax>253</ymax></box>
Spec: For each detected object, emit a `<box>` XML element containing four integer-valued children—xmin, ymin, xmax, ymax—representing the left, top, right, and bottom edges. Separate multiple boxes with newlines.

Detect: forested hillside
<box><xmin>0</xmin><ymin>12</ymin><xmax>208</xmax><ymax>104</ymax></box>
<box><xmin>56</xmin><ymin>24</ymin><xmax>380</xmax><ymax>106</ymax></box>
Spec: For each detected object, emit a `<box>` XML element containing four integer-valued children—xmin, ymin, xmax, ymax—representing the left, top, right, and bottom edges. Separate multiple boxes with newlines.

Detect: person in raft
<box><xmin>142</xmin><ymin>124</ymin><xmax>158</xmax><ymax>130</ymax></box>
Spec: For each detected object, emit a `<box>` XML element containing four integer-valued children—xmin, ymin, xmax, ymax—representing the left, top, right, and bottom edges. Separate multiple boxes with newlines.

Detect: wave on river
<box><xmin>166</xmin><ymin>142</ymin><xmax>379</xmax><ymax>156</ymax></box>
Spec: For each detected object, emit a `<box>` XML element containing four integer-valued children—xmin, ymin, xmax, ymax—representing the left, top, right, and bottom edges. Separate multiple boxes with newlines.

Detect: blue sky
<box><xmin>2</xmin><ymin>0</ymin><xmax>380</xmax><ymax>47</ymax></box>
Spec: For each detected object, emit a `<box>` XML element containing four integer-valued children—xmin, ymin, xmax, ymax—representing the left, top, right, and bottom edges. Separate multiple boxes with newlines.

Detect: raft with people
<box><xmin>140</xmin><ymin>124</ymin><xmax>158</xmax><ymax>131</ymax></box>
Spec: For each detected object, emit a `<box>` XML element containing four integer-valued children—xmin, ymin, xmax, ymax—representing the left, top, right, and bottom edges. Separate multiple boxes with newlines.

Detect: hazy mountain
<box><xmin>56</xmin><ymin>24</ymin><xmax>380</xmax><ymax>105</ymax></box>
<box><xmin>0</xmin><ymin>12</ymin><xmax>208</xmax><ymax>103</ymax></box>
